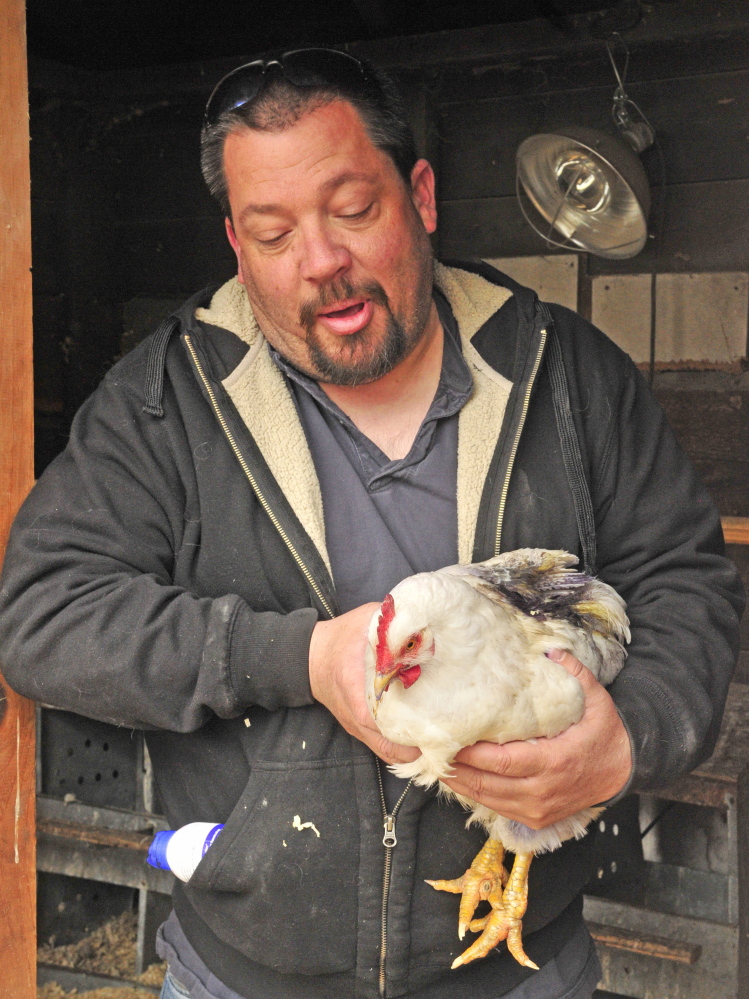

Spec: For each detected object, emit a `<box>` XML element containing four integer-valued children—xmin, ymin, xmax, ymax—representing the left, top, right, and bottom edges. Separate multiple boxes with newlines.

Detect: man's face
<box><xmin>223</xmin><ymin>99</ymin><xmax>438</xmax><ymax>385</ymax></box>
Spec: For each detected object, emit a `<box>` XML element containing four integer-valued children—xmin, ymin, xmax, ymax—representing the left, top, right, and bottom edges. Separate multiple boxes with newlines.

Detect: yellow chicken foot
<box><xmin>451</xmin><ymin>850</ymin><xmax>538</xmax><ymax>971</ymax></box>
<box><xmin>503</xmin><ymin>851</ymin><xmax>537</xmax><ymax>970</ymax></box>
<box><xmin>425</xmin><ymin>838</ymin><xmax>508</xmax><ymax>940</ymax></box>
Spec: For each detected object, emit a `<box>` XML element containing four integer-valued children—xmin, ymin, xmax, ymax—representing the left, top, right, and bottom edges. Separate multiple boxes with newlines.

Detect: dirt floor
<box><xmin>37</xmin><ymin>911</ymin><xmax>166</xmax><ymax>999</ymax></box>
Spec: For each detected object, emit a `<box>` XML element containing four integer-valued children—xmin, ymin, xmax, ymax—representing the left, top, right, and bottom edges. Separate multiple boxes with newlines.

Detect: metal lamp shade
<box><xmin>516</xmin><ymin>125</ymin><xmax>651</xmax><ymax>259</ymax></box>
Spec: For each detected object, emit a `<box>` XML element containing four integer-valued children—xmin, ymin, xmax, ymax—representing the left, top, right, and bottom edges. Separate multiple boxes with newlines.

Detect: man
<box><xmin>0</xmin><ymin>50</ymin><xmax>743</xmax><ymax>999</ymax></box>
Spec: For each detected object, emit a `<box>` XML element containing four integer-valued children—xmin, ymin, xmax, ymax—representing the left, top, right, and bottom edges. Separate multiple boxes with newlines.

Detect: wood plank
<box><xmin>723</xmin><ymin>517</ymin><xmax>749</xmax><ymax>544</ymax></box>
<box><xmin>655</xmin><ymin>772</ymin><xmax>735</xmax><ymax>811</ymax></box>
<box><xmin>438</xmin><ymin>70</ymin><xmax>749</xmax><ymax>201</ymax></box>
<box><xmin>36</xmin><ymin>834</ymin><xmax>173</xmax><ymax>894</ymax></box>
<box><xmin>738</xmin><ymin>765</ymin><xmax>749</xmax><ymax>999</ymax></box>
<box><xmin>427</xmin><ymin>30</ymin><xmax>749</xmax><ymax>107</ymax></box>
<box><xmin>347</xmin><ymin>0</ymin><xmax>749</xmax><ymax>72</ymax></box>
<box><xmin>0</xmin><ymin>0</ymin><xmax>37</xmax><ymax>995</ymax></box>
<box><xmin>37</xmin><ymin>818</ymin><xmax>153</xmax><ymax>852</ymax></box>
<box><xmin>654</xmin><ymin>392</ymin><xmax>749</xmax><ymax>465</ymax></box>
<box><xmin>439</xmin><ymin>179</ymin><xmax>749</xmax><ymax>273</ymax></box>
<box><xmin>26</xmin><ymin>14</ymin><xmax>749</xmax><ymax>112</ymax></box>
<box><xmin>587</xmin><ymin>921</ymin><xmax>702</xmax><ymax>964</ymax></box>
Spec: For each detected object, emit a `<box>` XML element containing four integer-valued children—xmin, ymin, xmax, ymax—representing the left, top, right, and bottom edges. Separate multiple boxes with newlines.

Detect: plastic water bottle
<box><xmin>147</xmin><ymin>822</ymin><xmax>224</xmax><ymax>882</ymax></box>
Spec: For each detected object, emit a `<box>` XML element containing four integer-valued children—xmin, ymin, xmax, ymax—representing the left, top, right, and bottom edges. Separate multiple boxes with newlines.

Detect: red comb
<box><xmin>375</xmin><ymin>594</ymin><xmax>396</xmax><ymax>673</ymax></box>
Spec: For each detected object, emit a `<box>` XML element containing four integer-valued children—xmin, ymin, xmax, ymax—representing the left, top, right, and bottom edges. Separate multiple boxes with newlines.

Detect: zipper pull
<box><xmin>382</xmin><ymin>814</ymin><xmax>397</xmax><ymax>848</ymax></box>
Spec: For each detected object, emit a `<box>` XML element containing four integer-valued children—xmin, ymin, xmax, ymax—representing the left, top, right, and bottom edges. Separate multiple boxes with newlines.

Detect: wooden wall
<box><xmin>426</xmin><ymin>36</ymin><xmax>749</xmax><ymax>273</ymax></box>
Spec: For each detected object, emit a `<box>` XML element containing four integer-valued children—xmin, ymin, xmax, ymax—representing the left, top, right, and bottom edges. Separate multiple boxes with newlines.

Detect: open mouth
<box><xmin>316</xmin><ymin>298</ymin><xmax>374</xmax><ymax>335</ymax></box>
<box><xmin>321</xmin><ymin>302</ymin><xmax>366</xmax><ymax>319</ymax></box>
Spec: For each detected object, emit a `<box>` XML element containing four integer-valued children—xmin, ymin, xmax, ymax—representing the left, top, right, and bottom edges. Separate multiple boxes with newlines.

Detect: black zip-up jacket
<box><xmin>0</xmin><ymin>262</ymin><xmax>743</xmax><ymax>999</ymax></box>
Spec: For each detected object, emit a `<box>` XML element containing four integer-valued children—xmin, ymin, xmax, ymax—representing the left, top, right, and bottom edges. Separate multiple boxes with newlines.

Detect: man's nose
<box><xmin>298</xmin><ymin>223</ymin><xmax>351</xmax><ymax>285</ymax></box>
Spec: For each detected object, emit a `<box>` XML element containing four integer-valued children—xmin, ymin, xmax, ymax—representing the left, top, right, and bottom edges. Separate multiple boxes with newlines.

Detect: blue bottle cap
<box><xmin>147</xmin><ymin>830</ymin><xmax>175</xmax><ymax>870</ymax></box>
<box><xmin>203</xmin><ymin>824</ymin><xmax>224</xmax><ymax>856</ymax></box>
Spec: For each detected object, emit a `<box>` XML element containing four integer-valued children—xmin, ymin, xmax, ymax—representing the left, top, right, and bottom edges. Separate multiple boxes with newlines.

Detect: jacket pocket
<box><xmin>182</xmin><ymin>756</ymin><xmax>363</xmax><ymax>975</ymax></box>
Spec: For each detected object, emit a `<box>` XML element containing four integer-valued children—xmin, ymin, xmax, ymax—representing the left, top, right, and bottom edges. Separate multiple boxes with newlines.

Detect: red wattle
<box><xmin>398</xmin><ymin>665</ymin><xmax>421</xmax><ymax>689</ymax></box>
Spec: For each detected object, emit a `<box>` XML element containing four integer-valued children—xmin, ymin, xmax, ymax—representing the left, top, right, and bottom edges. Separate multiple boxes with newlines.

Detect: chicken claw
<box><xmin>426</xmin><ymin>837</ymin><xmax>508</xmax><ymax>940</ymax></box>
<box><xmin>428</xmin><ymin>842</ymin><xmax>538</xmax><ymax>971</ymax></box>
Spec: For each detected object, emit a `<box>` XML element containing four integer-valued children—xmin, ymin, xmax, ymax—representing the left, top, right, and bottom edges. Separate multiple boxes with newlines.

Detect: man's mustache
<box><xmin>299</xmin><ymin>279</ymin><xmax>391</xmax><ymax>334</ymax></box>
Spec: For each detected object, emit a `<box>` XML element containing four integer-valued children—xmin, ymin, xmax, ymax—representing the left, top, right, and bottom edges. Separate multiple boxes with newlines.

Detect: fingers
<box><xmin>373</xmin><ymin>733</ymin><xmax>421</xmax><ymax>766</ymax></box>
<box><xmin>355</xmin><ymin>706</ymin><xmax>420</xmax><ymax>764</ymax></box>
<box><xmin>441</xmin><ymin>679</ymin><xmax>632</xmax><ymax>823</ymax></box>
<box><xmin>547</xmin><ymin>648</ymin><xmax>597</xmax><ymax>691</ymax></box>
<box><xmin>453</xmin><ymin>739</ymin><xmax>541</xmax><ymax>777</ymax></box>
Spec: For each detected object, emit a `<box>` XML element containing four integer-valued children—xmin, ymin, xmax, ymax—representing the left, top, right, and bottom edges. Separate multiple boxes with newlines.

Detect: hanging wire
<box><xmin>649</xmin><ymin>272</ymin><xmax>657</xmax><ymax>387</ymax></box>
<box><xmin>606</xmin><ymin>33</ymin><xmax>656</xmax><ymax>151</ymax></box>
<box><xmin>606</xmin><ymin>32</ymin><xmax>630</xmax><ymax>99</ymax></box>
<box><xmin>606</xmin><ymin>31</ymin><xmax>665</xmax><ymax>386</ymax></box>
<box><xmin>640</xmin><ymin>800</ymin><xmax>676</xmax><ymax>840</ymax></box>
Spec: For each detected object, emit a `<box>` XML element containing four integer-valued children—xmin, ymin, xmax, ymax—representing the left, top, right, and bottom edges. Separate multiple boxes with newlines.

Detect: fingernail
<box><xmin>546</xmin><ymin>648</ymin><xmax>564</xmax><ymax>662</ymax></box>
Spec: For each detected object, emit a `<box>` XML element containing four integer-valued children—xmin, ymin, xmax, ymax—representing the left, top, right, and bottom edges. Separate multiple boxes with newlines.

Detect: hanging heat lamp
<box><xmin>516</xmin><ymin>38</ymin><xmax>656</xmax><ymax>260</ymax></box>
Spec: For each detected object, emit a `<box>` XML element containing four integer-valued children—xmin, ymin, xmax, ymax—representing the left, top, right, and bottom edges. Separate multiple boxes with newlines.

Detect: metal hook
<box><xmin>605</xmin><ymin>32</ymin><xmax>630</xmax><ymax>101</ymax></box>
<box><xmin>604</xmin><ymin>32</ymin><xmax>655</xmax><ymax>151</ymax></box>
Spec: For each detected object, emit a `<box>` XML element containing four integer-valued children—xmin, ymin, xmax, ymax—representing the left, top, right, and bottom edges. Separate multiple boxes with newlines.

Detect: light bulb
<box><xmin>555</xmin><ymin>153</ymin><xmax>611</xmax><ymax>214</ymax></box>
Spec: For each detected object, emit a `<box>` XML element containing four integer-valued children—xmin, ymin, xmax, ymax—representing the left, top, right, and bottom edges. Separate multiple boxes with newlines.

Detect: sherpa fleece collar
<box><xmin>195</xmin><ymin>264</ymin><xmax>513</xmax><ymax>569</ymax></box>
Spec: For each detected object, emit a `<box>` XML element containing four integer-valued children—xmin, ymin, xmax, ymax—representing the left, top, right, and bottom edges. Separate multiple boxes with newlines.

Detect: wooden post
<box><xmin>0</xmin><ymin>0</ymin><xmax>37</xmax><ymax>995</ymax></box>
<box><xmin>738</xmin><ymin>765</ymin><xmax>749</xmax><ymax>999</ymax></box>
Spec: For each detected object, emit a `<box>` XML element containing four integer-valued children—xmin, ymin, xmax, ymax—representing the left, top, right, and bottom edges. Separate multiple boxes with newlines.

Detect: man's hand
<box><xmin>441</xmin><ymin>649</ymin><xmax>633</xmax><ymax>828</ymax></box>
<box><xmin>309</xmin><ymin>603</ymin><xmax>420</xmax><ymax>767</ymax></box>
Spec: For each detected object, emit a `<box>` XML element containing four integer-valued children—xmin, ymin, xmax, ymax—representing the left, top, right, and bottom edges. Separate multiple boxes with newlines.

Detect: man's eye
<box><xmin>341</xmin><ymin>203</ymin><xmax>373</xmax><ymax>220</ymax></box>
<box><xmin>256</xmin><ymin>231</ymin><xmax>289</xmax><ymax>246</ymax></box>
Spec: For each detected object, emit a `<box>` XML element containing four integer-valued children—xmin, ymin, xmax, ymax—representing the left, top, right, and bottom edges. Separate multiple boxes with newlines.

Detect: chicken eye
<box><xmin>405</xmin><ymin>639</ymin><xmax>416</xmax><ymax>650</ymax></box>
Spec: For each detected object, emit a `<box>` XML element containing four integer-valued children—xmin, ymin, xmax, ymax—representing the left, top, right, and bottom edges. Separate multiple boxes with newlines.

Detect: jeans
<box><xmin>157</xmin><ymin>918</ymin><xmax>601</xmax><ymax>999</ymax></box>
<box><xmin>160</xmin><ymin>969</ymin><xmax>193</xmax><ymax>998</ymax></box>
<box><xmin>157</xmin><ymin>958</ymin><xmax>601</xmax><ymax>999</ymax></box>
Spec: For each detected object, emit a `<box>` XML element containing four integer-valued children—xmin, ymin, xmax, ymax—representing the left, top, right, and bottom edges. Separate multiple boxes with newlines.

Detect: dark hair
<box><xmin>200</xmin><ymin>59</ymin><xmax>418</xmax><ymax>217</ymax></box>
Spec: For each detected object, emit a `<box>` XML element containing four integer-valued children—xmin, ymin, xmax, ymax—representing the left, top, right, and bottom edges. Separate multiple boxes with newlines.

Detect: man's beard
<box><xmin>298</xmin><ymin>274</ymin><xmax>432</xmax><ymax>387</ymax></box>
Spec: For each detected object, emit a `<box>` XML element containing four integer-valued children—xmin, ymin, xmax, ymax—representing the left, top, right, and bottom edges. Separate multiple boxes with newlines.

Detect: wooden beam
<box><xmin>59</xmin><ymin>0</ymin><xmax>749</xmax><ymax>108</ymax></box>
<box><xmin>0</xmin><ymin>0</ymin><xmax>37</xmax><ymax>996</ymax></box>
<box><xmin>37</xmin><ymin>818</ymin><xmax>154</xmax><ymax>852</ymax></box>
<box><xmin>587</xmin><ymin>921</ymin><xmax>702</xmax><ymax>965</ymax></box>
<box><xmin>738</xmin><ymin>765</ymin><xmax>749</xmax><ymax>999</ymax></box>
<box><xmin>723</xmin><ymin>517</ymin><xmax>749</xmax><ymax>546</ymax></box>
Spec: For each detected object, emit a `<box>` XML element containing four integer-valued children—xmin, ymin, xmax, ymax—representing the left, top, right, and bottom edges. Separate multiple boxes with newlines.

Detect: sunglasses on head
<box><xmin>204</xmin><ymin>48</ymin><xmax>372</xmax><ymax>128</ymax></box>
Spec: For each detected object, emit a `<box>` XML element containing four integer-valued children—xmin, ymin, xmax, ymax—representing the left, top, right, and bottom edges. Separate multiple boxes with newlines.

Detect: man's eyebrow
<box><xmin>238</xmin><ymin>202</ymin><xmax>285</xmax><ymax>224</ymax></box>
<box><xmin>319</xmin><ymin>170</ymin><xmax>378</xmax><ymax>193</ymax></box>
<box><xmin>237</xmin><ymin>171</ymin><xmax>378</xmax><ymax>226</ymax></box>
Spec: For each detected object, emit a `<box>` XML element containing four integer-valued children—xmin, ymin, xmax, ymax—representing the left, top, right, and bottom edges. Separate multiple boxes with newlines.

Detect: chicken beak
<box><xmin>373</xmin><ymin>668</ymin><xmax>400</xmax><ymax>702</ymax></box>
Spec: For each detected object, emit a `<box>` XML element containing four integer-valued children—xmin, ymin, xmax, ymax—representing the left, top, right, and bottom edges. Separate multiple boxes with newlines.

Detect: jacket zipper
<box><xmin>376</xmin><ymin>761</ymin><xmax>413</xmax><ymax>998</ymax></box>
<box><xmin>183</xmin><ymin>334</ymin><xmax>335</xmax><ymax>619</ymax></box>
<box><xmin>494</xmin><ymin>327</ymin><xmax>548</xmax><ymax>557</ymax></box>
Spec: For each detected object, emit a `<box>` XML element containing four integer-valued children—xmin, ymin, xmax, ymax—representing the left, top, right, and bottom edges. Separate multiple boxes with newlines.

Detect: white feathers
<box><xmin>364</xmin><ymin>549</ymin><xmax>629</xmax><ymax>855</ymax></box>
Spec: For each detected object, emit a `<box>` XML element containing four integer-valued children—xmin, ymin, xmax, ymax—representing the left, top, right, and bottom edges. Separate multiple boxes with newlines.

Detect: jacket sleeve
<box><xmin>0</xmin><ymin>363</ymin><xmax>318</xmax><ymax>732</ymax></box>
<box><xmin>592</xmin><ymin>357</ymin><xmax>745</xmax><ymax>795</ymax></box>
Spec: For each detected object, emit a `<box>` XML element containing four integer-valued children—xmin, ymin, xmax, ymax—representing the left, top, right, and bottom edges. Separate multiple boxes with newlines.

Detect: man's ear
<box><xmin>225</xmin><ymin>217</ymin><xmax>246</xmax><ymax>285</ymax></box>
<box><xmin>410</xmin><ymin>159</ymin><xmax>437</xmax><ymax>235</ymax></box>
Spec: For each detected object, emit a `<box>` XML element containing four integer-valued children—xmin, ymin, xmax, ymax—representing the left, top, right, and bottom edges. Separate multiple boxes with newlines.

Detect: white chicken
<box><xmin>365</xmin><ymin>549</ymin><xmax>629</xmax><ymax>970</ymax></box>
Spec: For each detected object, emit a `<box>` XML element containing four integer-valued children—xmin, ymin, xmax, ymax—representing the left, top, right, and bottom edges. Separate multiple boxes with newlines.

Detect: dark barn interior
<box><xmin>14</xmin><ymin>0</ymin><xmax>749</xmax><ymax>996</ymax></box>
